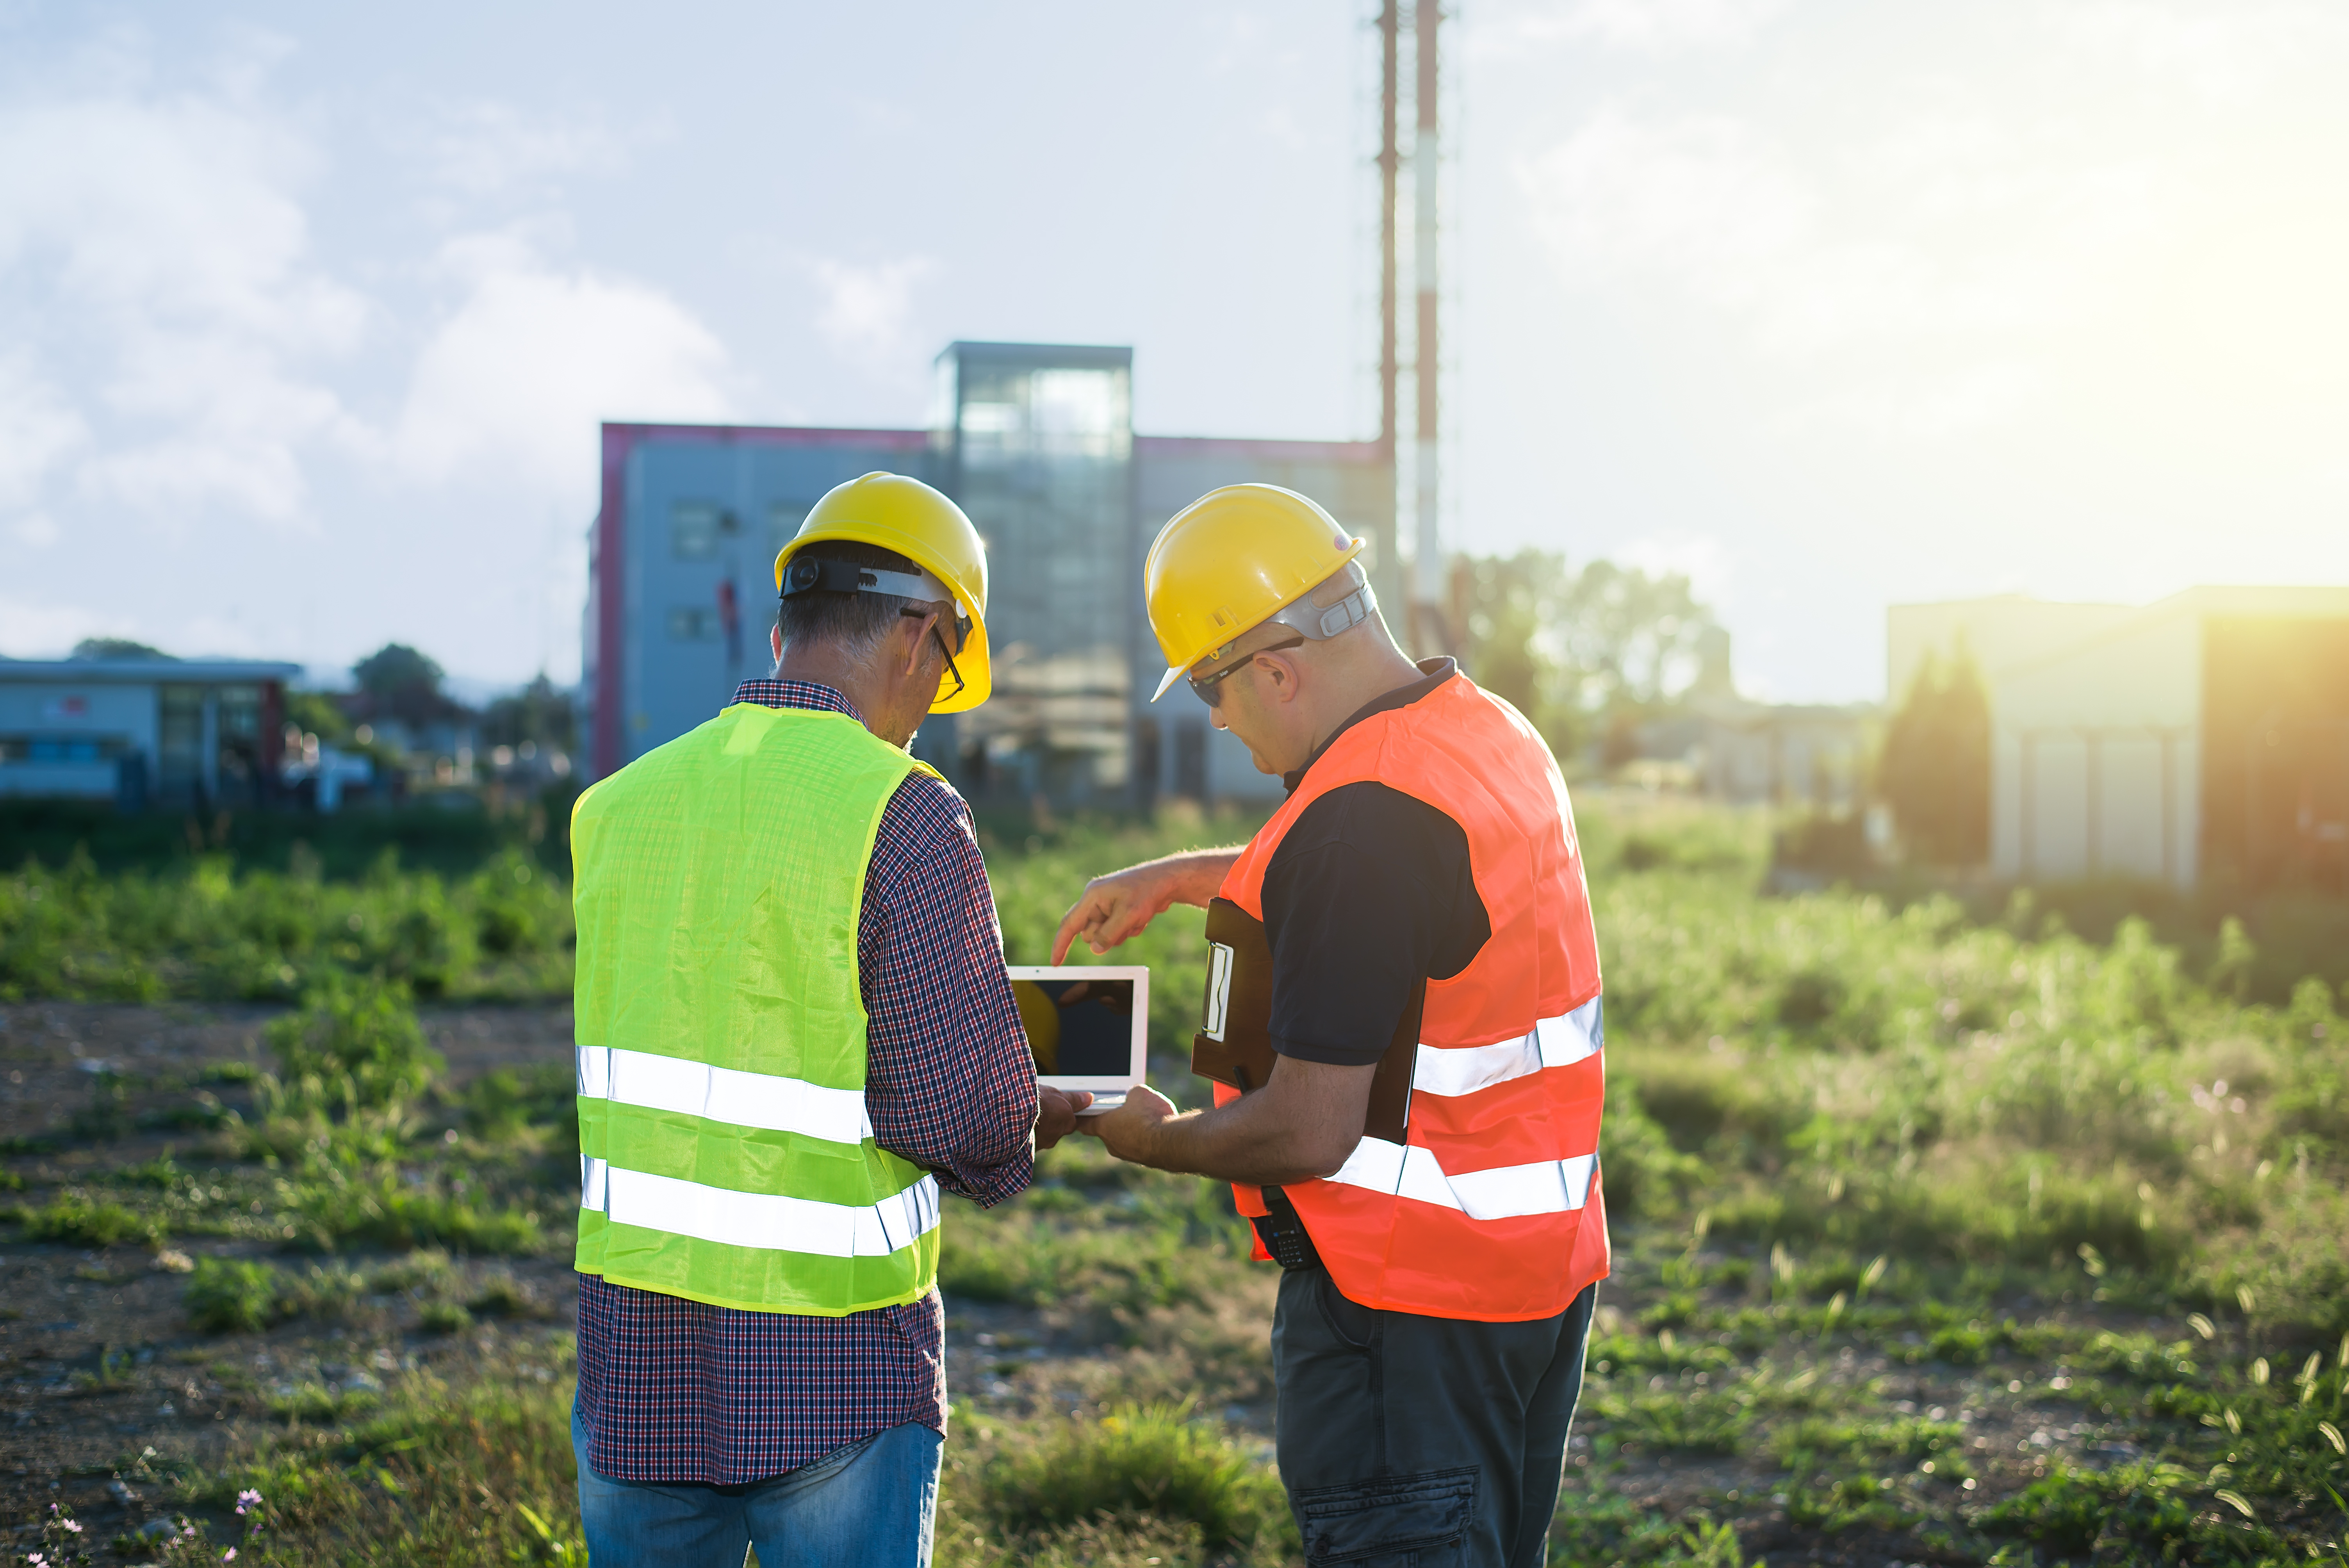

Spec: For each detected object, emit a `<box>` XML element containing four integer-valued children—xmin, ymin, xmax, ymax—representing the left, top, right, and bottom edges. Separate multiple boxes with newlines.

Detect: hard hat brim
<box><xmin>1149</xmin><ymin>663</ymin><xmax>1189</xmax><ymax>704</ymax></box>
<box><xmin>929</xmin><ymin>618</ymin><xmax>991</xmax><ymax>713</ymax></box>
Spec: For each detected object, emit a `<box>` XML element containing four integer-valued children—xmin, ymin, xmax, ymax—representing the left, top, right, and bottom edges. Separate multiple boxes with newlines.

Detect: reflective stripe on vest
<box><xmin>1408</xmin><ymin>998</ymin><xmax>1602</xmax><ymax>1099</ymax></box>
<box><xmin>581</xmin><ymin>1157</ymin><xmax>941</xmax><ymax>1256</ymax></box>
<box><xmin>569</xmin><ymin>702</ymin><xmax>945</xmax><ymax>1318</ymax></box>
<box><xmin>1215</xmin><ymin>672</ymin><xmax>1609</xmax><ymax>1322</ymax></box>
<box><xmin>578</xmin><ymin>1046</ymin><xmax>877</xmax><ymax>1145</ymax></box>
<box><xmin>1325</xmin><ymin>1142</ymin><xmax>1598</xmax><ymax>1220</ymax></box>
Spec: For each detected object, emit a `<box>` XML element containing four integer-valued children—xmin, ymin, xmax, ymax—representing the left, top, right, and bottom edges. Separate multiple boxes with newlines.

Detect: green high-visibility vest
<box><xmin>570</xmin><ymin>702</ymin><xmax>945</xmax><ymax>1316</ymax></box>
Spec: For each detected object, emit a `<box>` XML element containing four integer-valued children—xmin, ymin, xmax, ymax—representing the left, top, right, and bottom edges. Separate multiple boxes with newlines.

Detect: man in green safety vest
<box><xmin>568</xmin><ymin>472</ymin><xmax>1090</xmax><ymax>1567</ymax></box>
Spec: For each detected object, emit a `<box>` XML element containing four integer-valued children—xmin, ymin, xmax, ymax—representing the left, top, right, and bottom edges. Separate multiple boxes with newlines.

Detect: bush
<box><xmin>971</xmin><ymin>1403</ymin><xmax>1293</xmax><ymax>1553</ymax></box>
<box><xmin>420</xmin><ymin>1301</ymin><xmax>474</xmax><ymax>1334</ymax></box>
<box><xmin>185</xmin><ymin>1256</ymin><xmax>282</xmax><ymax>1333</ymax></box>
<box><xmin>461</xmin><ymin>1062</ymin><xmax>576</xmax><ymax>1143</ymax></box>
<box><xmin>1980</xmin><ymin>1460</ymin><xmax>2203</xmax><ymax>1558</ymax></box>
<box><xmin>0</xmin><ymin>834</ymin><xmax>575</xmax><ymax>1005</ymax></box>
<box><xmin>283</xmin><ymin>1167</ymin><xmax>542</xmax><ymax>1256</ymax></box>
<box><xmin>12</xmin><ymin>1195</ymin><xmax>160</xmax><ymax>1247</ymax></box>
<box><xmin>265</xmin><ymin>976</ymin><xmax>443</xmax><ymax>1114</ymax></box>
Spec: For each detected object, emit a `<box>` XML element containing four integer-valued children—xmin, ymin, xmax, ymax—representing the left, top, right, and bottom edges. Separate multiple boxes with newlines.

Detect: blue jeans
<box><xmin>572</xmin><ymin>1407</ymin><xmax>941</xmax><ymax>1568</ymax></box>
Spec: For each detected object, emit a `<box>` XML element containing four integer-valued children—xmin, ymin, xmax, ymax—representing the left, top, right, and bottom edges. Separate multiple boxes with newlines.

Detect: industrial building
<box><xmin>1888</xmin><ymin>588</ymin><xmax>2349</xmax><ymax>889</ymax></box>
<box><xmin>0</xmin><ymin>657</ymin><xmax>299</xmax><ymax>810</ymax></box>
<box><xmin>583</xmin><ymin>342</ymin><xmax>1397</xmax><ymax>805</ymax></box>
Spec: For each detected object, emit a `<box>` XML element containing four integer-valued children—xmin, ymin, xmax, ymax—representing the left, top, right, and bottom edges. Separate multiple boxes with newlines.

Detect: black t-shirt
<box><xmin>1260</xmin><ymin>660</ymin><xmax>1493</xmax><ymax>1067</ymax></box>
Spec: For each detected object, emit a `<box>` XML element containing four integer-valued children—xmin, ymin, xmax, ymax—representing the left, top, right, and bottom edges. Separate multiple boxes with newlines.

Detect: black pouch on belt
<box><xmin>1251</xmin><ymin>1185</ymin><xmax>1324</xmax><ymax>1272</ymax></box>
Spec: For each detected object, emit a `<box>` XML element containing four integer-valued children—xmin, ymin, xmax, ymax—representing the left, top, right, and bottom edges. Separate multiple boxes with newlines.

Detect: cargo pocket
<box><xmin>1295</xmin><ymin>1466</ymin><xmax>1477</xmax><ymax>1566</ymax></box>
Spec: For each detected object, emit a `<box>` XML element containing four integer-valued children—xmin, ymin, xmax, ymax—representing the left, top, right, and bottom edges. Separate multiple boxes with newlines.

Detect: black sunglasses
<box><xmin>1187</xmin><ymin>636</ymin><xmax>1305</xmax><ymax>709</ymax></box>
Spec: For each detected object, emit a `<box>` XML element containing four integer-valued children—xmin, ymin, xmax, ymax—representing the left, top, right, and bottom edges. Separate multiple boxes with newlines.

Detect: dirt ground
<box><xmin>4</xmin><ymin>1003</ymin><xmax>2201</xmax><ymax>1565</ymax></box>
<box><xmin>1</xmin><ymin>1001</ymin><xmax>583</xmax><ymax>1552</ymax></box>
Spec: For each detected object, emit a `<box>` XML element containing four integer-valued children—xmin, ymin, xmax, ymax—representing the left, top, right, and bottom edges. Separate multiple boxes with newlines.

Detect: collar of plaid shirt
<box><xmin>733</xmin><ymin>677</ymin><xmax>862</xmax><ymax>723</ymax></box>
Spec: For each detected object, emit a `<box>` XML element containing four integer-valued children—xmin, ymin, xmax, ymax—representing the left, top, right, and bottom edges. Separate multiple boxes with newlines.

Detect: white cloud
<box><xmin>419</xmin><ymin>102</ymin><xmax>627</xmax><ymax>198</ymax></box>
<box><xmin>11</xmin><ymin>513</ymin><xmax>60</xmax><ymax>548</ymax></box>
<box><xmin>1515</xmin><ymin>94</ymin><xmax>2173</xmax><ymax>432</ymax></box>
<box><xmin>0</xmin><ymin>594</ymin><xmax>128</xmax><ymax>658</ymax></box>
<box><xmin>1483</xmin><ymin>0</ymin><xmax>1790</xmax><ymax>52</ymax></box>
<box><xmin>0</xmin><ymin>63</ymin><xmax>369</xmax><ymax>525</ymax></box>
<box><xmin>0</xmin><ymin>354</ymin><xmax>87</xmax><ymax>510</ymax></box>
<box><xmin>2056</xmin><ymin>0</ymin><xmax>2349</xmax><ymax>104</ymax></box>
<box><xmin>809</xmin><ymin>256</ymin><xmax>937</xmax><ymax>365</ymax></box>
<box><xmin>1616</xmin><ymin>534</ymin><xmax>1733</xmax><ymax>606</ymax></box>
<box><xmin>394</xmin><ymin>232</ymin><xmax>734</xmax><ymax>494</ymax></box>
<box><xmin>1520</xmin><ymin>109</ymin><xmax>1809</xmax><ymax>310</ymax></box>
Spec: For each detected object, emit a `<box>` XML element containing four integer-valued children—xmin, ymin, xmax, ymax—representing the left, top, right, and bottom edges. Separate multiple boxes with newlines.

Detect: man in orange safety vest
<box><xmin>1053</xmin><ymin>483</ymin><xmax>1608</xmax><ymax>1568</ymax></box>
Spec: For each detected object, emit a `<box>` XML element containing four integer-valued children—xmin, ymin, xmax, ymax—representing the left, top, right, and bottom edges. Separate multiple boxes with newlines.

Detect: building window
<box><xmin>672</xmin><ymin>503</ymin><xmax>738</xmax><ymax>560</ymax></box>
<box><xmin>668</xmin><ymin>607</ymin><xmax>720</xmax><ymax>642</ymax></box>
<box><xmin>0</xmin><ymin>734</ymin><xmax>129</xmax><ymax>763</ymax></box>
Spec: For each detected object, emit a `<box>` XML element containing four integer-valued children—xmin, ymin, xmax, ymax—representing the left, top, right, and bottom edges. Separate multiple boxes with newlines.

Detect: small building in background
<box><xmin>583</xmin><ymin>341</ymin><xmax>1396</xmax><ymax>807</ymax></box>
<box><xmin>0</xmin><ymin>657</ymin><xmax>299</xmax><ymax>810</ymax></box>
<box><xmin>1624</xmin><ymin>629</ymin><xmax>1877</xmax><ymax>807</ymax></box>
<box><xmin>1889</xmin><ymin>588</ymin><xmax>2349</xmax><ymax>889</ymax></box>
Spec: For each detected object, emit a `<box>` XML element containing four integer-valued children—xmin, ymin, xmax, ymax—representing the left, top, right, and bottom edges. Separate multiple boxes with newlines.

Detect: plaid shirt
<box><xmin>575</xmin><ymin>679</ymin><xmax>1038</xmax><ymax>1484</ymax></box>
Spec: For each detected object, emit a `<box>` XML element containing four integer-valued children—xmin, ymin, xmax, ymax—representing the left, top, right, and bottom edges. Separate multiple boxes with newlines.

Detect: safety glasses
<box><xmin>900</xmin><ymin>603</ymin><xmax>971</xmax><ymax>656</ymax></box>
<box><xmin>1187</xmin><ymin>635</ymin><xmax>1305</xmax><ymax>709</ymax></box>
<box><xmin>902</xmin><ymin>605</ymin><xmax>972</xmax><ymax>701</ymax></box>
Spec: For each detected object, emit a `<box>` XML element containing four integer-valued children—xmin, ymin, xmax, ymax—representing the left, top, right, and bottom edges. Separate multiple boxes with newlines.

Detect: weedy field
<box><xmin>3</xmin><ymin>794</ymin><xmax>2347</xmax><ymax>1566</ymax></box>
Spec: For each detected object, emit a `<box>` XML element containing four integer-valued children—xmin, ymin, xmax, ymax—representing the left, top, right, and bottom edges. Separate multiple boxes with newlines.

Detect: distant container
<box><xmin>584</xmin><ymin>342</ymin><xmax>1396</xmax><ymax>809</ymax></box>
<box><xmin>0</xmin><ymin>658</ymin><xmax>300</xmax><ymax>810</ymax></box>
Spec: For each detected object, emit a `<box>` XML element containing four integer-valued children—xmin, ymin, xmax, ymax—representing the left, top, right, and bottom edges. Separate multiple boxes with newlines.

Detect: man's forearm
<box><xmin>1145</xmin><ymin>846</ymin><xmax>1245</xmax><ymax>908</ymax></box>
<box><xmin>1130</xmin><ymin>1101</ymin><xmax>1341</xmax><ymax>1188</ymax></box>
<box><xmin>1116</xmin><ymin>1055</ymin><xmax>1378</xmax><ymax>1187</ymax></box>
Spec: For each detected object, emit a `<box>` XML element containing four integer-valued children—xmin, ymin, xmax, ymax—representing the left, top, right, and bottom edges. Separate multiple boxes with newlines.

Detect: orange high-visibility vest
<box><xmin>1213</xmin><ymin>672</ymin><xmax>1608</xmax><ymax>1322</ymax></box>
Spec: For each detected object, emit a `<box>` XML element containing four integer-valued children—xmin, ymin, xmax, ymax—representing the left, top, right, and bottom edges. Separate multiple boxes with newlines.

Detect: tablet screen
<box><xmin>1010</xmin><ymin>976</ymin><xmax>1136</xmax><ymax>1078</ymax></box>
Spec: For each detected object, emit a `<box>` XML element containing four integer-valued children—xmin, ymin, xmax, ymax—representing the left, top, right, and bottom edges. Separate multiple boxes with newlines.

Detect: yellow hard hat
<box><xmin>1143</xmin><ymin>483</ymin><xmax>1371</xmax><ymax>702</ymax></box>
<box><xmin>775</xmin><ymin>472</ymin><xmax>992</xmax><ymax>713</ymax></box>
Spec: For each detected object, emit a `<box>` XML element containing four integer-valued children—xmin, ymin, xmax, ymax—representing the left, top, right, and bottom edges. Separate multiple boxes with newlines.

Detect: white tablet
<box><xmin>1006</xmin><ymin>965</ymin><xmax>1150</xmax><ymax>1112</ymax></box>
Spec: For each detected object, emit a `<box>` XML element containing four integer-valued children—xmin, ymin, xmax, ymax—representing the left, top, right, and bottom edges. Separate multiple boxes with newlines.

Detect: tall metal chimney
<box><xmin>1411</xmin><ymin>1</ymin><xmax>1444</xmax><ymax>652</ymax></box>
<box><xmin>1378</xmin><ymin>4</ymin><xmax>1399</xmax><ymax>469</ymax></box>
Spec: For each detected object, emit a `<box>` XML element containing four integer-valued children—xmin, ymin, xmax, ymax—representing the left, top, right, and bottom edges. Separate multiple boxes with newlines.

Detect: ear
<box><xmin>1255</xmin><ymin>649</ymin><xmax>1305</xmax><ymax>705</ymax></box>
<box><xmin>898</xmin><ymin>611</ymin><xmax>939</xmax><ymax>682</ymax></box>
<box><xmin>770</xmin><ymin>624</ymin><xmax>784</xmax><ymax>663</ymax></box>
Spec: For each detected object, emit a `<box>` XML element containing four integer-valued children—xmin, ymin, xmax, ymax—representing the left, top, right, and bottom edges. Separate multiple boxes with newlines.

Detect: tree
<box><xmin>1449</xmin><ymin>550</ymin><xmax>1722</xmax><ymax>763</ymax></box>
<box><xmin>1876</xmin><ymin>647</ymin><xmax>1990</xmax><ymax>865</ymax></box>
<box><xmin>351</xmin><ymin>643</ymin><xmax>453</xmax><ymax>732</ymax></box>
<box><xmin>70</xmin><ymin>638</ymin><xmax>172</xmax><ymax>661</ymax></box>
<box><xmin>283</xmin><ymin>690</ymin><xmax>354</xmax><ymax>745</ymax></box>
<box><xmin>481</xmin><ymin>675</ymin><xmax>576</xmax><ymax>752</ymax></box>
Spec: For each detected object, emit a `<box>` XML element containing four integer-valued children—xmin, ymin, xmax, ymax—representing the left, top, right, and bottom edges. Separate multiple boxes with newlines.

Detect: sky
<box><xmin>2</xmin><ymin>0</ymin><xmax>2346</xmax><ymax>702</ymax></box>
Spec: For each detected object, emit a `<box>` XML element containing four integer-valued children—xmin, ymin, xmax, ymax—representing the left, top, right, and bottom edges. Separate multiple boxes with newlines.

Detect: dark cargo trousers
<box><xmin>1272</xmin><ymin>1270</ymin><xmax>1597</xmax><ymax>1568</ymax></box>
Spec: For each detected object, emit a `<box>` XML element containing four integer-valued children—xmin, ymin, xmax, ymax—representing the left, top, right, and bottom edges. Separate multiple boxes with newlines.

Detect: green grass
<box><xmin>955</xmin><ymin>1403</ymin><xmax>1294</xmax><ymax>1560</ymax></box>
<box><xmin>9</xmin><ymin>790</ymin><xmax>2349</xmax><ymax>1564</ymax></box>
<box><xmin>0</xmin><ymin>844</ymin><xmax>574</xmax><ymax>1002</ymax></box>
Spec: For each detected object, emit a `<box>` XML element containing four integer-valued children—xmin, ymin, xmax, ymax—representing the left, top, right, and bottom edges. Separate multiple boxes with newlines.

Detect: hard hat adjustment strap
<box><xmin>1250</xmin><ymin>581</ymin><xmax>1377</xmax><ymax>650</ymax></box>
<box><xmin>782</xmin><ymin>556</ymin><xmax>953</xmax><ymax>608</ymax></box>
<box><xmin>1204</xmin><ymin>583</ymin><xmax>1376</xmax><ymax>664</ymax></box>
